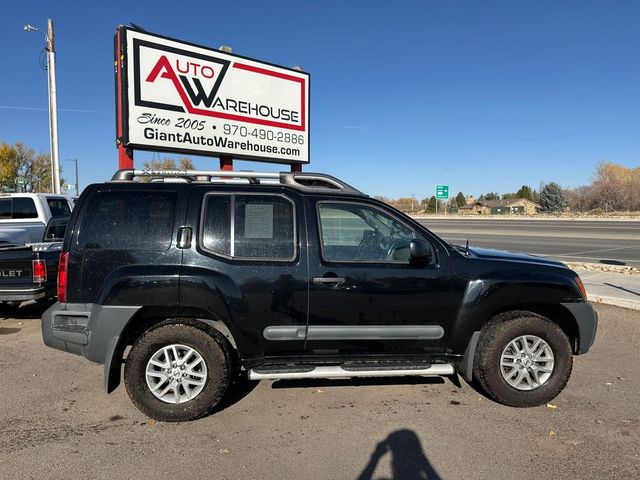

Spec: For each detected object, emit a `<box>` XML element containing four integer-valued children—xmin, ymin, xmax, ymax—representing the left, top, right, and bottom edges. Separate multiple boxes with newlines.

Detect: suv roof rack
<box><xmin>110</xmin><ymin>169</ymin><xmax>366</xmax><ymax>196</ymax></box>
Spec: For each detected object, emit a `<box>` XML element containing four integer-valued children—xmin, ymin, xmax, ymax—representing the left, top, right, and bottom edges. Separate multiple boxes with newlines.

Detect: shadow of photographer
<box><xmin>357</xmin><ymin>429</ymin><xmax>442</xmax><ymax>480</ymax></box>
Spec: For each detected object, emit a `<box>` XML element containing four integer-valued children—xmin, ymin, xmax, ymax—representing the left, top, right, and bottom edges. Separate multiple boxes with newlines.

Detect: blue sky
<box><xmin>1</xmin><ymin>0</ymin><xmax>638</xmax><ymax>198</ymax></box>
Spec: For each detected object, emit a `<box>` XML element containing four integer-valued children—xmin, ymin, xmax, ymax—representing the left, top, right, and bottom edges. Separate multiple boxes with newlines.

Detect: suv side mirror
<box><xmin>43</xmin><ymin>217</ymin><xmax>68</xmax><ymax>242</ymax></box>
<box><xmin>409</xmin><ymin>239</ymin><xmax>432</xmax><ymax>267</ymax></box>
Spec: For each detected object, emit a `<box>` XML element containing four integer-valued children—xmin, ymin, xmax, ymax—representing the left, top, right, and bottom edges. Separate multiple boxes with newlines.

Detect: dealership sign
<box><xmin>116</xmin><ymin>28</ymin><xmax>310</xmax><ymax>164</ymax></box>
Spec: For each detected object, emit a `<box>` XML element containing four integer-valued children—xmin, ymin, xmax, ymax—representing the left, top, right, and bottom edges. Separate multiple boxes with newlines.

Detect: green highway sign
<box><xmin>435</xmin><ymin>185</ymin><xmax>449</xmax><ymax>199</ymax></box>
<box><xmin>15</xmin><ymin>176</ymin><xmax>26</xmax><ymax>186</ymax></box>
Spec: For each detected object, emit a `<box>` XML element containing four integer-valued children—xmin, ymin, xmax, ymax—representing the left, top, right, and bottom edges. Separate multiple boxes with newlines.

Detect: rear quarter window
<box><xmin>77</xmin><ymin>191</ymin><xmax>177</xmax><ymax>250</ymax></box>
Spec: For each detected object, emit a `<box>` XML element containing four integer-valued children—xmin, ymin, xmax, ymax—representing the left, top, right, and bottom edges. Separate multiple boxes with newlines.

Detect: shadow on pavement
<box><xmin>212</xmin><ymin>372</ymin><xmax>259</xmax><ymax>414</ymax></box>
<box><xmin>604</xmin><ymin>282</ymin><xmax>640</xmax><ymax>297</ymax></box>
<box><xmin>0</xmin><ymin>299</ymin><xmax>55</xmax><ymax>320</ymax></box>
<box><xmin>0</xmin><ymin>327</ymin><xmax>21</xmax><ymax>335</ymax></box>
<box><xmin>271</xmin><ymin>376</ymin><xmax>446</xmax><ymax>390</ymax></box>
<box><xmin>357</xmin><ymin>429</ymin><xmax>442</xmax><ymax>480</ymax></box>
<box><xmin>600</xmin><ymin>259</ymin><xmax>627</xmax><ymax>266</ymax></box>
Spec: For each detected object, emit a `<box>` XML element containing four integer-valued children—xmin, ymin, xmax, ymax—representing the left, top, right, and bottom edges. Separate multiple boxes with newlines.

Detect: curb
<box><xmin>588</xmin><ymin>295</ymin><xmax>640</xmax><ymax>311</ymax></box>
<box><xmin>567</xmin><ymin>262</ymin><xmax>640</xmax><ymax>276</ymax></box>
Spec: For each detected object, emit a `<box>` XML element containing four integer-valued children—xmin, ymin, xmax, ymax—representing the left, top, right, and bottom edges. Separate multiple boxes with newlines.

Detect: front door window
<box><xmin>318</xmin><ymin>203</ymin><xmax>415</xmax><ymax>263</ymax></box>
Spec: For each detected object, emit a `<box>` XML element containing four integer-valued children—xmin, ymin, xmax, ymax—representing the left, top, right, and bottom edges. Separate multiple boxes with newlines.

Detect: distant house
<box><xmin>458</xmin><ymin>198</ymin><xmax>540</xmax><ymax>215</ymax></box>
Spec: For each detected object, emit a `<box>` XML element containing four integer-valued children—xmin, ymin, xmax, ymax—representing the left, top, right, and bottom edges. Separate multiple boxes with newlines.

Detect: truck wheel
<box><xmin>124</xmin><ymin>322</ymin><xmax>231</xmax><ymax>422</ymax></box>
<box><xmin>472</xmin><ymin>312</ymin><xmax>572</xmax><ymax>407</ymax></box>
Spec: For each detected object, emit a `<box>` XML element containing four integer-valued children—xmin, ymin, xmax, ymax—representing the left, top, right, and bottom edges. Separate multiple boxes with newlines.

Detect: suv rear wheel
<box><xmin>124</xmin><ymin>322</ymin><xmax>232</xmax><ymax>421</ymax></box>
<box><xmin>472</xmin><ymin>312</ymin><xmax>572</xmax><ymax>407</ymax></box>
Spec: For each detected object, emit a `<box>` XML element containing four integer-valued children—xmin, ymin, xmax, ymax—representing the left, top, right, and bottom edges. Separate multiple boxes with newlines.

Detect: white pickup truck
<box><xmin>0</xmin><ymin>193</ymin><xmax>74</xmax><ymax>245</ymax></box>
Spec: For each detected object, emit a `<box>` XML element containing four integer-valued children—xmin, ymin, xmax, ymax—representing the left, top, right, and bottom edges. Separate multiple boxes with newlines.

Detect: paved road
<box><xmin>1</xmin><ymin>302</ymin><xmax>638</xmax><ymax>479</ymax></box>
<box><xmin>417</xmin><ymin>218</ymin><xmax>640</xmax><ymax>267</ymax></box>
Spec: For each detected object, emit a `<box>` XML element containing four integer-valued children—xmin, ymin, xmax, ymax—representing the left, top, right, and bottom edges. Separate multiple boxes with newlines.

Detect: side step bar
<box><xmin>248</xmin><ymin>363</ymin><xmax>455</xmax><ymax>381</ymax></box>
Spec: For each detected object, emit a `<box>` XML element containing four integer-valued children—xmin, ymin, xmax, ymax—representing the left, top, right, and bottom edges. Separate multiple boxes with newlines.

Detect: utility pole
<box><xmin>47</xmin><ymin>19</ymin><xmax>61</xmax><ymax>194</ymax></box>
<box><xmin>66</xmin><ymin>159</ymin><xmax>79</xmax><ymax>195</ymax></box>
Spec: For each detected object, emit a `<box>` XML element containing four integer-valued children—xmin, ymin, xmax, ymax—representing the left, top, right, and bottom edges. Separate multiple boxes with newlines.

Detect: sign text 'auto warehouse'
<box><xmin>118</xmin><ymin>28</ymin><xmax>310</xmax><ymax>164</ymax></box>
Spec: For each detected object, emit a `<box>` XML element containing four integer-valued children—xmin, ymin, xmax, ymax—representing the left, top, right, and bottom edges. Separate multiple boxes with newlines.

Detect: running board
<box><xmin>248</xmin><ymin>363</ymin><xmax>455</xmax><ymax>381</ymax></box>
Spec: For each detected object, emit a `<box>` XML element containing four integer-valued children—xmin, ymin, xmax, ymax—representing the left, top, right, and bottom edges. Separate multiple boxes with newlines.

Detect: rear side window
<box><xmin>9</xmin><ymin>198</ymin><xmax>39</xmax><ymax>219</ymax></box>
<box><xmin>47</xmin><ymin>198</ymin><xmax>71</xmax><ymax>217</ymax></box>
<box><xmin>201</xmin><ymin>194</ymin><xmax>295</xmax><ymax>260</ymax></box>
<box><xmin>77</xmin><ymin>191</ymin><xmax>177</xmax><ymax>250</ymax></box>
<box><xmin>0</xmin><ymin>199</ymin><xmax>10</xmax><ymax>219</ymax></box>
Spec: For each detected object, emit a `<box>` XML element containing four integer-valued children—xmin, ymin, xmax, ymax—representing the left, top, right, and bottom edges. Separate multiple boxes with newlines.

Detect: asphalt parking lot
<box><xmin>0</xmin><ymin>302</ymin><xmax>638</xmax><ymax>479</ymax></box>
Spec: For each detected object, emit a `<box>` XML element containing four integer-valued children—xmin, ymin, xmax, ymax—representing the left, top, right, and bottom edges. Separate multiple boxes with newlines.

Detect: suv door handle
<box><xmin>313</xmin><ymin>276</ymin><xmax>345</xmax><ymax>287</ymax></box>
<box><xmin>177</xmin><ymin>227</ymin><xmax>192</xmax><ymax>249</ymax></box>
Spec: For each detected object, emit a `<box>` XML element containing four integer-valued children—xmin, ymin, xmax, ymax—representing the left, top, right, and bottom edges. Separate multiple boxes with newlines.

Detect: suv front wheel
<box><xmin>472</xmin><ymin>312</ymin><xmax>573</xmax><ymax>407</ymax></box>
<box><xmin>124</xmin><ymin>322</ymin><xmax>232</xmax><ymax>421</ymax></box>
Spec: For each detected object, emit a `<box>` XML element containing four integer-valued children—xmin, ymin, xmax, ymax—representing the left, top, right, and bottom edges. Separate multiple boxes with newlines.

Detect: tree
<box><xmin>480</xmin><ymin>192</ymin><xmax>499</xmax><ymax>201</ymax></box>
<box><xmin>455</xmin><ymin>192</ymin><xmax>466</xmax><ymax>207</ymax></box>
<box><xmin>516</xmin><ymin>185</ymin><xmax>534</xmax><ymax>201</ymax></box>
<box><xmin>564</xmin><ymin>162</ymin><xmax>640</xmax><ymax>212</ymax></box>
<box><xmin>532</xmin><ymin>189</ymin><xmax>540</xmax><ymax>204</ymax></box>
<box><xmin>0</xmin><ymin>141</ymin><xmax>61</xmax><ymax>192</ymax></box>
<box><xmin>426</xmin><ymin>196</ymin><xmax>437</xmax><ymax>213</ymax></box>
<box><xmin>590</xmin><ymin>162</ymin><xmax>640</xmax><ymax>212</ymax></box>
<box><xmin>539</xmin><ymin>182</ymin><xmax>567</xmax><ymax>213</ymax></box>
<box><xmin>142</xmin><ymin>157</ymin><xmax>195</xmax><ymax>170</ymax></box>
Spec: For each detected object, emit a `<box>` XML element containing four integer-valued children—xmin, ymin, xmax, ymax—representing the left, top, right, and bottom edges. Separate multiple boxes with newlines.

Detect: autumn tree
<box><xmin>142</xmin><ymin>157</ymin><xmax>195</xmax><ymax>170</ymax></box>
<box><xmin>565</xmin><ymin>162</ymin><xmax>640</xmax><ymax>212</ymax></box>
<box><xmin>590</xmin><ymin>162</ymin><xmax>640</xmax><ymax>212</ymax></box>
<box><xmin>0</xmin><ymin>141</ymin><xmax>61</xmax><ymax>192</ymax></box>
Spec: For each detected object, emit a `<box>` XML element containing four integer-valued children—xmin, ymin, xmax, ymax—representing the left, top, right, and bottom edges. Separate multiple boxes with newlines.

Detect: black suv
<box><xmin>42</xmin><ymin>169</ymin><xmax>597</xmax><ymax>421</ymax></box>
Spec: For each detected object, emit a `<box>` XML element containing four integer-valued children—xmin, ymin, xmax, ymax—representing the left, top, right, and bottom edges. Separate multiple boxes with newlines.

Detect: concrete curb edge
<box><xmin>589</xmin><ymin>295</ymin><xmax>640</xmax><ymax>311</ymax></box>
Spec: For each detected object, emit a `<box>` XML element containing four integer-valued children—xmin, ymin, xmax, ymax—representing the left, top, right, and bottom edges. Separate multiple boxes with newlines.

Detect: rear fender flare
<box><xmin>104</xmin><ymin>313</ymin><xmax>238</xmax><ymax>394</ymax></box>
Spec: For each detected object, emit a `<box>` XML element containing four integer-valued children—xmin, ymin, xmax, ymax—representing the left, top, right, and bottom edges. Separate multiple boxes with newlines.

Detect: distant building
<box><xmin>458</xmin><ymin>198</ymin><xmax>540</xmax><ymax>215</ymax></box>
<box><xmin>465</xmin><ymin>195</ymin><xmax>476</xmax><ymax>205</ymax></box>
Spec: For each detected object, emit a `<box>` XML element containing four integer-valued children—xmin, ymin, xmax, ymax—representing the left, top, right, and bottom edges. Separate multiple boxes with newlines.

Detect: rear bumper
<box><xmin>41</xmin><ymin>302</ymin><xmax>141</xmax><ymax>363</ymax></box>
<box><xmin>561</xmin><ymin>301</ymin><xmax>598</xmax><ymax>354</ymax></box>
<box><xmin>0</xmin><ymin>286</ymin><xmax>45</xmax><ymax>302</ymax></box>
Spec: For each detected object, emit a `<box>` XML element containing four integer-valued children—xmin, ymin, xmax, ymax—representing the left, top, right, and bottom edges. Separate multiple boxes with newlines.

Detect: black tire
<box><xmin>124</xmin><ymin>322</ymin><xmax>232</xmax><ymax>422</ymax></box>
<box><xmin>472</xmin><ymin>312</ymin><xmax>573</xmax><ymax>407</ymax></box>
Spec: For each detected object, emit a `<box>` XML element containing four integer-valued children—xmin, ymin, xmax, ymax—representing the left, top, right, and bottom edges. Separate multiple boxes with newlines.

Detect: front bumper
<box><xmin>561</xmin><ymin>301</ymin><xmax>598</xmax><ymax>354</ymax></box>
<box><xmin>0</xmin><ymin>287</ymin><xmax>46</xmax><ymax>302</ymax></box>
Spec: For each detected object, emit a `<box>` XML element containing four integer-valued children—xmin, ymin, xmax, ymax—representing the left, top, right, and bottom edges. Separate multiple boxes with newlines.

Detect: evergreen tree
<box><xmin>539</xmin><ymin>182</ymin><xmax>567</xmax><ymax>212</ymax></box>
<box><xmin>427</xmin><ymin>196</ymin><xmax>437</xmax><ymax>213</ymax></box>
<box><xmin>455</xmin><ymin>191</ymin><xmax>466</xmax><ymax>207</ymax></box>
<box><xmin>516</xmin><ymin>185</ymin><xmax>534</xmax><ymax>201</ymax></box>
<box><xmin>482</xmin><ymin>192</ymin><xmax>499</xmax><ymax>201</ymax></box>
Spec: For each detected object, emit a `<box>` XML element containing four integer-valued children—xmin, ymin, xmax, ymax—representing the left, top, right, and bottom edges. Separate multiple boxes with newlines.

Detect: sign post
<box><xmin>114</xmin><ymin>26</ymin><xmax>310</xmax><ymax>171</ymax></box>
<box><xmin>435</xmin><ymin>185</ymin><xmax>449</xmax><ymax>215</ymax></box>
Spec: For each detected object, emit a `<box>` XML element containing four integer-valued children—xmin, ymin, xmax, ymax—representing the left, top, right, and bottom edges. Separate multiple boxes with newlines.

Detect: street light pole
<box><xmin>66</xmin><ymin>159</ymin><xmax>79</xmax><ymax>195</ymax></box>
<box><xmin>25</xmin><ymin>20</ymin><xmax>60</xmax><ymax>194</ymax></box>
<box><xmin>46</xmin><ymin>19</ymin><xmax>61</xmax><ymax>194</ymax></box>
